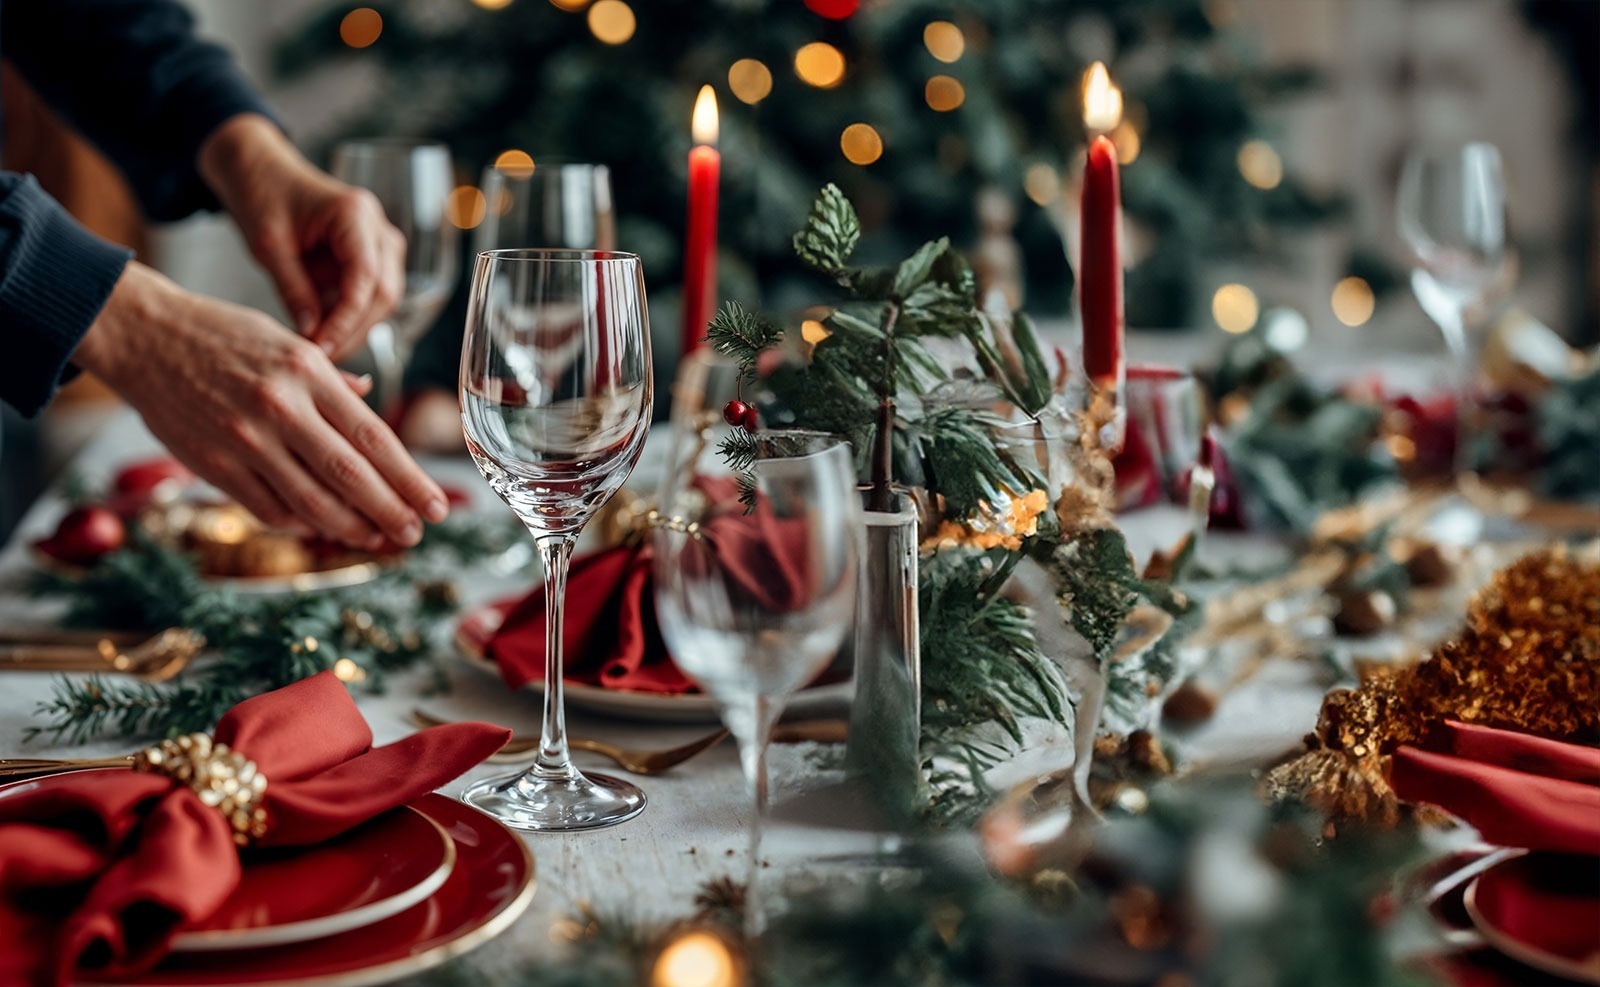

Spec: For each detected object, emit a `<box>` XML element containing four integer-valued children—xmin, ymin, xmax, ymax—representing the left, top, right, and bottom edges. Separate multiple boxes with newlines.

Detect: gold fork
<box><xmin>411</xmin><ymin>708</ymin><xmax>730</xmax><ymax>774</ymax></box>
<box><xmin>0</xmin><ymin>628</ymin><xmax>204</xmax><ymax>683</ymax></box>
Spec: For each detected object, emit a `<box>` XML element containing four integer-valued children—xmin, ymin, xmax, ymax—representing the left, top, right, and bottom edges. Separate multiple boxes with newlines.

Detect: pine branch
<box><xmin>706</xmin><ymin>300</ymin><xmax>781</xmax><ymax>380</ymax></box>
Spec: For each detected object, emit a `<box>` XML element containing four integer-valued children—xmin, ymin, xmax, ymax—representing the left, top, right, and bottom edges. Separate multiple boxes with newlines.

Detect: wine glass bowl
<box><xmin>459</xmin><ymin>248</ymin><xmax>653</xmax><ymax>831</ymax></box>
<box><xmin>478</xmin><ymin>161</ymin><xmax>616</xmax><ymax>252</ymax></box>
<box><xmin>330</xmin><ymin>139</ymin><xmax>457</xmax><ymax>411</ymax></box>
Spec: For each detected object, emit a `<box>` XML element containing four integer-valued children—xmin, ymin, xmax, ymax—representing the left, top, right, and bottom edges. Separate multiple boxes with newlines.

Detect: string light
<box><xmin>1331</xmin><ymin>276</ymin><xmax>1376</xmax><ymax>327</ymax></box>
<box><xmin>587</xmin><ymin>0</ymin><xmax>635</xmax><ymax>44</ymax></box>
<box><xmin>801</xmin><ymin>319</ymin><xmax>830</xmax><ymax>344</ymax></box>
<box><xmin>1023</xmin><ymin>163</ymin><xmax>1059</xmax><ymax>206</ymax></box>
<box><xmin>924</xmin><ymin>75</ymin><xmax>965</xmax><ymax>112</ymax></box>
<box><xmin>840</xmin><ymin>123</ymin><xmax>883</xmax><ymax>166</ymax></box>
<box><xmin>548</xmin><ymin>0</ymin><xmax>589</xmax><ymax>8</ymax></box>
<box><xmin>652</xmin><ymin>931</ymin><xmax>740</xmax><ymax>987</ymax></box>
<box><xmin>1110</xmin><ymin>121</ymin><xmax>1141</xmax><ymax>164</ymax></box>
<box><xmin>923</xmin><ymin>21</ymin><xmax>965</xmax><ymax>63</ymax></box>
<box><xmin>794</xmin><ymin>42</ymin><xmax>846</xmax><ymax>89</ymax></box>
<box><xmin>1238</xmin><ymin>140</ymin><xmax>1283</xmax><ymax>190</ymax></box>
<box><xmin>728</xmin><ymin>58</ymin><xmax>773</xmax><ymax>105</ymax></box>
<box><xmin>1212</xmin><ymin>283</ymin><xmax>1260</xmax><ymax>334</ymax></box>
<box><xmin>339</xmin><ymin>8</ymin><xmax>382</xmax><ymax>48</ymax></box>
<box><xmin>332</xmin><ymin>657</ymin><xmax>366</xmax><ymax>682</ymax></box>
<box><xmin>472</xmin><ymin>0</ymin><xmax>513</xmax><ymax>8</ymax></box>
<box><xmin>493</xmin><ymin>149</ymin><xmax>536</xmax><ymax>178</ymax></box>
<box><xmin>446</xmin><ymin>186</ymin><xmax>487</xmax><ymax>230</ymax></box>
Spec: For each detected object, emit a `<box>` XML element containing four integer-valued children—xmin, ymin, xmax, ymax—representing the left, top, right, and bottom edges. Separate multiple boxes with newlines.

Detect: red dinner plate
<box><xmin>171</xmin><ymin>806</ymin><xmax>454</xmax><ymax>952</ymax></box>
<box><xmin>1464</xmin><ymin>851</ymin><xmax>1600</xmax><ymax>985</ymax></box>
<box><xmin>89</xmin><ymin>793</ymin><xmax>536</xmax><ymax>986</ymax></box>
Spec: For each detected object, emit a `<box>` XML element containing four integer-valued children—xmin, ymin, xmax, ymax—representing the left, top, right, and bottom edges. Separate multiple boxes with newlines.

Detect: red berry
<box><xmin>723</xmin><ymin>400</ymin><xmax>751</xmax><ymax>427</ymax></box>
<box><xmin>741</xmin><ymin>406</ymin><xmax>761</xmax><ymax>433</ymax></box>
<box><xmin>39</xmin><ymin>506</ymin><xmax>126</xmax><ymax>565</ymax></box>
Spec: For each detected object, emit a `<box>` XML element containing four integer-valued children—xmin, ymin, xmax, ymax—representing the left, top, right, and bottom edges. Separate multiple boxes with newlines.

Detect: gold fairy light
<box><xmin>923</xmin><ymin>21</ymin><xmax>965</xmax><ymax>63</ymax></box>
<box><xmin>1212</xmin><ymin>283</ymin><xmax>1259</xmax><ymax>334</ymax></box>
<box><xmin>446</xmin><ymin>185</ymin><xmax>487</xmax><ymax>230</ymax></box>
<box><xmin>339</xmin><ymin>7</ymin><xmax>382</xmax><ymax>48</ymax></box>
<box><xmin>1238</xmin><ymin>140</ymin><xmax>1283</xmax><ymax>190</ymax></box>
<box><xmin>727</xmin><ymin>58</ymin><xmax>773</xmax><ymax>105</ymax></box>
<box><xmin>652</xmin><ymin>930</ymin><xmax>741</xmax><ymax>987</ymax></box>
<box><xmin>493</xmin><ymin>149</ymin><xmax>535</xmax><ymax>178</ymax></box>
<box><xmin>1023</xmin><ymin>163</ymin><xmax>1059</xmax><ymax>206</ymax></box>
<box><xmin>332</xmin><ymin>657</ymin><xmax>366</xmax><ymax>682</ymax></box>
<box><xmin>473</xmin><ymin>0</ymin><xmax>513</xmax><ymax>8</ymax></box>
<box><xmin>924</xmin><ymin>75</ymin><xmax>965</xmax><ymax>112</ymax></box>
<box><xmin>840</xmin><ymin>123</ymin><xmax>883</xmax><ymax>165</ymax></box>
<box><xmin>587</xmin><ymin>0</ymin><xmax>635</xmax><ymax>44</ymax></box>
<box><xmin>801</xmin><ymin>319</ymin><xmax>830</xmax><ymax>344</ymax></box>
<box><xmin>548</xmin><ymin>0</ymin><xmax>589</xmax><ymax>9</ymax></box>
<box><xmin>1331</xmin><ymin>276</ymin><xmax>1375</xmax><ymax>327</ymax></box>
<box><xmin>794</xmin><ymin>42</ymin><xmax>846</xmax><ymax>89</ymax></box>
<box><xmin>1110</xmin><ymin>120</ymin><xmax>1141</xmax><ymax>164</ymax></box>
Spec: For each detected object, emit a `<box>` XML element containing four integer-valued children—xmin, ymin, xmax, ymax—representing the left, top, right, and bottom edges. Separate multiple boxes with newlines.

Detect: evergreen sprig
<box><xmin>791</xmin><ymin>183</ymin><xmax>860</xmax><ymax>276</ymax></box>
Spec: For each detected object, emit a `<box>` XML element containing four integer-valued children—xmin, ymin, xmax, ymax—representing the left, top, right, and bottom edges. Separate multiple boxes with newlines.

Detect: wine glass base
<box><xmin>462</xmin><ymin>767</ymin><xmax>646</xmax><ymax>832</ymax></box>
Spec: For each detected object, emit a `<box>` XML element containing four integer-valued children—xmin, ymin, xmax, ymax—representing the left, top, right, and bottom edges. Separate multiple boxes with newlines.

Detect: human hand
<box><xmin>73</xmin><ymin>263</ymin><xmax>449</xmax><ymax>548</ymax></box>
<box><xmin>199</xmin><ymin>114</ymin><xmax>405</xmax><ymax>361</ymax></box>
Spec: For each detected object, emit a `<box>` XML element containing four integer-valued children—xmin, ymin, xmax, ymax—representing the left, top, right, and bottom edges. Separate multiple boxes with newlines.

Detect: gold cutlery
<box><xmin>0</xmin><ymin>628</ymin><xmax>204</xmax><ymax>682</ymax></box>
<box><xmin>0</xmin><ymin>755</ymin><xmax>135</xmax><ymax>781</ymax></box>
<box><xmin>411</xmin><ymin>708</ymin><xmax>848</xmax><ymax>774</ymax></box>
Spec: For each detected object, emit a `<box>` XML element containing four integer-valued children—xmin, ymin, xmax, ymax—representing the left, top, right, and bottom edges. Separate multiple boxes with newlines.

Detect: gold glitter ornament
<box><xmin>135</xmin><ymin>732</ymin><xmax>270</xmax><ymax>845</ymax></box>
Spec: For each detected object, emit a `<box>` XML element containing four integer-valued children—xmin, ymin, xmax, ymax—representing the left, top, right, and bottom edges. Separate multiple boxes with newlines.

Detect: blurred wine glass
<box><xmin>330</xmin><ymin>139</ymin><xmax>457</xmax><ymax>414</ymax></box>
<box><xmin>1397</xmin><ymin>141</ymin><xmax>1510</xmax><ymax>473</ymax></box>
<box><xmin>652</xmin><ymin>431</ymin><xmax>860</xmax><ymax>938</ymax></box>
<box><xmin>477</xmin><ymin>160</ymin><xmax>615</xmax><ymax>252</ymax></box>
<box><xmin>459</xmin><ymin>248</ymin><xmax>653</xmax><ymax>831</ymax></box>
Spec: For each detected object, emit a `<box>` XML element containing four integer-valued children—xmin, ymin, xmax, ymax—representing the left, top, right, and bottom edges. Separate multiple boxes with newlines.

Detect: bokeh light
<box><xmin>548</xmin><ymin>0</ymin><xmax>589</xmax><ymax>9</ymax></box>
<box><xmin>794</xmin><ymin>42</ymin><xmax>846</xmax><ymax>89</ymax></box>
<box><xmin>651</xmin><ymin>931</ymin><xmax>739</xmax><ymax>987</ymax></box>
<box><xmin>924</xmin><ymin>75</ymin><xmax>965</xmax><ymax>112</ymax></box>
<box><xmin>1212</xmin><ymin>283</ymin><xmax>1260</xmax><ymax>334</ymax></box>
<box><xmin>446</xmin><ymin>186</ymin><xmax>487</xmax><ymax>230</ymax></box>
<box><xmin>801</xmin><ymin>319</ymin><xmax>830</xmax><ymax>344</ymax></box>
<box><xmin>474</xmin><ymin>0</ymin><xmax>514</xmax><ymax>8</ymax></box>
<box><xmin>1023</xmin><ymin>163</ymin><xmax>1058</xmax><ymax>206</ymax></box>
<box><xmin>1238</xmin><ymin>140</ymin><xmax>1283</xmax><ymax>190</ymax></box>
<box><xmin>1331</xmin><ymin>276</ymin><xmax>1376</xmax><ymax>327</ymax></box>
<box><xmin>728</xmin><ymin>58</ymin><xmax>773</xmax><ymax>105</ymax></box>
<box><xmin>587</xmin><ymin>0</ymin><xmax>635</xmax><ymax>44</ymax></box>
<box><xmin>339</xmin><ymin>8</ymin><xmax>382</xmax><ymax>48</ymax></box>
<box><xmin>1110</xmin><ymin>121</ymin><xmax>1141</xmax><ymax>165</ymax></box>
<box><xmin>923</xmin><ymin>21</ymin><xmax>965</xmax><ymax>63</ymax></box>
<box><xmin>840</xmin><ymin>123</ymin><xmax>883</xmax><ymax>165</ymax></box>
<box><xmin>493</xmin><ymin>149</ymin><xmax>536</xmax><ymax>178</ymax></box>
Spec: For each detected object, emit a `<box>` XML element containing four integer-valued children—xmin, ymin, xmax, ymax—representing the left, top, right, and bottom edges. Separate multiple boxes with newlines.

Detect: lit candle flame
<box><xmin>1082</xmin><ymin>61</ymin><xmax>1123</xmax><ymax>135</ymax></box>
<box><xmin>692</xmin><ymin>85</ymin><xmax>719</xmax><ymax>146</ymax></box>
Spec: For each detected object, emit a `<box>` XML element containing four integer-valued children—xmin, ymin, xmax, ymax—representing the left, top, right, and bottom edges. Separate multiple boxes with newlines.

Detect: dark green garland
<box><xmin>26</xmin><ymin>516</ymin><xmax>522</xmax><ymax>743</ymax></box>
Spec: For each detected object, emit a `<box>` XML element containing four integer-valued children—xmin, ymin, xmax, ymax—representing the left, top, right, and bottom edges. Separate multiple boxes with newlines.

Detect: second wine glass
<box><xmin>459</xmin><ymin>249</ymin><xmax>653</xmax><ymax>831</ymax></box>
<box><xmin>652</xmin><ymin>431</ymin><xmax>861</xmax><ymax>938</ymax></box>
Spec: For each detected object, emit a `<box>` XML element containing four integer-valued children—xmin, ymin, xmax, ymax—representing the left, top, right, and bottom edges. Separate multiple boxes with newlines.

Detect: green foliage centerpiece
<box><xmin>710</xmin><ymin>185</ymin><xmax>1194</xmax><ymax>823</ymax></box>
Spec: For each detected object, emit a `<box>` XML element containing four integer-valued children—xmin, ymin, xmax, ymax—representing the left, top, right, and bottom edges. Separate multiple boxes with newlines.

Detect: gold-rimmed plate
<box><xmin>29</xmin><ymin>544</ymin><xmax>388</xmax><ymax>597</ymax></box>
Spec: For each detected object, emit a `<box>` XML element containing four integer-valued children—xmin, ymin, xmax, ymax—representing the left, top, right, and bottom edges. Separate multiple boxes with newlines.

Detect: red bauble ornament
<box><xmin>723</xmin><ymin>400</ymin><xmax>751</xmax><ymax>426</ymax></box>
<box><xmin>740</xmin><ymin>406</ymin><xmax>761</xmax><ymax>433</ymax></box>
<box><xmin>38</xmin><ymin>506</ymin><xmax>126</xmax><ymax>565</ymax></box>
<box><xmin>804</xmin><ymin>0</ymin><xmax>858</xmax><ymax>18</ymax></box>
<box><xmin>109</xmin><ymin>457</ymin><xmax>196</xmax><ymax>518</ymax></box>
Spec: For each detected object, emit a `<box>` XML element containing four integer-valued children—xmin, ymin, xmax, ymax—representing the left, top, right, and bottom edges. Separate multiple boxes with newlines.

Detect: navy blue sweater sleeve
<box><xmin>0</xmin><ymin>173</ymin><xmax>131</xmax><ymax>416</ymax></box>
<box><xmin>2</xmin><ymin>0</ymin><xmax>277</xmax><ymax>222</ymax></box>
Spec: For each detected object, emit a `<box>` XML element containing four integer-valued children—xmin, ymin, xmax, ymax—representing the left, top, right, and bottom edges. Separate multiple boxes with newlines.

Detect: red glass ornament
<box><xmin>740</xmin><ymin>406</ymin><xmax>761</xmax><ymax>433</ymax></box>
<box><xmin>804</xmin><ymin>0</ymin><xmax>858</xmax><ymax>18</ymax></box>
<box><xmin>723</xmin><ymin>400</ymin><xmax>751</xmax><ymax>426</ymax></box>
<box><xmin>38</xmin><ymin>506</ymin><xmax>126</xmax><ymax>565</ymax></box>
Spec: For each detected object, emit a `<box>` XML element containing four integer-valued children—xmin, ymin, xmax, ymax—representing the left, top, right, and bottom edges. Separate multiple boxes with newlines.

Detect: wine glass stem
<box><xmin>534</xmin><ymin>534</ymin><xmax>577</xmax><ymax>777</ymax></box>
<box><xmin>1449</xmin><ymin>304</ymin><xmax>1479</xmax><ymax>477</ymax></box>
<box><xmin>368</xmin><ymin>321</ymin><xmax>404</xmax><ymax>416</ymax></box>
<box><xmin>738</xmin><ymin>695</ymin><xmax>779</xmax><ymax>943</ymax></box>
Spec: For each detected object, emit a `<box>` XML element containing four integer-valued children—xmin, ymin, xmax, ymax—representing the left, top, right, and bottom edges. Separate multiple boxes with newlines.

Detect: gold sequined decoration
<box><xmin>134</xmin><ymin>733</ymin><xmax>270</xmax><ymax>846</ymax></box>
<box><xmin>1267</xmin><ymin>545</ymin><xmax>1600</xmax><ymax>826</ymax></box>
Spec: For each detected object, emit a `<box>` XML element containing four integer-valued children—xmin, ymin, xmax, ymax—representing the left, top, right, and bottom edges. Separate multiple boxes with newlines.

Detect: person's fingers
<box><xmin>255</xmin><ymin>435</ymin><xmax>386</xmax><ymax>549</ymax></box>
<box><xmin>304</xmin><ymin>193</ymin><xmax>387</xmax><ymax>358</ymax></box>
<box><xmin>341</xmin><ymin>371</ymin><xmax>374</xmax><ymax>397</ymax></box>
<box><xmin>316</xmin><ymin>383</ymin><xmax>450</xmax><ymax>529</ymax></box>
<box><xmin>247</xmin><ymin>223</ymin><xmax>321</xmax><ymax>335</ymax></box>
<box><xmin>282</xmin><ymin>415</ymin><xmax>427</xmax><ymax>547</ymax></box>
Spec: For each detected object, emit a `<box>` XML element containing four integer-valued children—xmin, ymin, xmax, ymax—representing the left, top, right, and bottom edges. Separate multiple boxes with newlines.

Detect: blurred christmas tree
<box><xmin>277</xmin><ymin>0</ymin><xmax>1339</xmax><ymax>343</ymax></box>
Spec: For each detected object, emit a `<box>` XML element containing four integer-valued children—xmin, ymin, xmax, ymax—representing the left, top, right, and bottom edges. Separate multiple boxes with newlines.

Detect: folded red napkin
<box><xmin>1390</xmin><ymin>721</ymin><xmax>1600</xmax><ymax>855</ymax></box>
<box><xmin>0</xmin><ymin>672</ymin><xmax>509</xmax><ymax>986</ymax></box>
<box><xmin>489</xmin><ymin>480</ymin><xmax>812</xmax><ymax>695</ymax></box>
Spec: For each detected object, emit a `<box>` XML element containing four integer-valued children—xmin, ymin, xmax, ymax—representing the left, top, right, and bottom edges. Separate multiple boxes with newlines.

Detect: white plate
<box><xmin>453</xmin><ymin>602</ymin><xmax>852</xmax><ymax>724</ymax></box>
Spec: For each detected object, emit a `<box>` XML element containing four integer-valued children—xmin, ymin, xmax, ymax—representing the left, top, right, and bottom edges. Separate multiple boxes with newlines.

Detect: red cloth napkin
<box><xmin>489</xmin><ymin>481</ymin><xmax>812</xmax><ymax>695</ymax></box>
<box><xmin>0</xmin><ymin>672</ymin><xmax>509</xmax><ymax>986</ymax></box>
<box><xmin>1390</xmin><ymin>721</ymin><xmax>1600</xmax><ymax>855</ymax></box>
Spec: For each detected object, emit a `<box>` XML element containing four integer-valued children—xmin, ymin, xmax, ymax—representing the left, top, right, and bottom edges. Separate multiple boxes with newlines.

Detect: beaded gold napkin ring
<box><xmin>134</xmin><ymin>733</ymin><xmax>270</xmax><ymax>846</ymax></box>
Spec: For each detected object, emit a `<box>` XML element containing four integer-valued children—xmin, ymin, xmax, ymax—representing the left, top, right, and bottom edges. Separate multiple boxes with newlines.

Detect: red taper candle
<box><xmin>1079</xmin><ymin>134</ymin><xmax>1123</xmax><ymax>387</ymax></box>
<box><xmin>682</xmin><ymin>85</ymin><xmax>720</xmax><ymax>357</ymax></box>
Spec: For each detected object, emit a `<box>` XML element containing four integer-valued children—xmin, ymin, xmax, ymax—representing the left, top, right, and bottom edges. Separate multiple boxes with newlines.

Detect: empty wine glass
<box><xmin>1397</xmin><ymin>141</ymin><xmax>1510</xmax><ymax>473</ymax></box>
<box><xmin>653</xmin><ymin>431</ymin><xmax>861</xmax><ymax>938</ymax></box>
<box><xmin>459</xmin><ymin>249</ymin><xmax>653</xmax><ymax>831</ymax></box>
<box><xmin>478</xmin><ymin>160</ymin><xmax>616</xmax><ymax>252</ymax></box>
<box><xmin>330</xmin><ymin>139</ymin><xmax>458</xmax><ymax>413</ymax></box>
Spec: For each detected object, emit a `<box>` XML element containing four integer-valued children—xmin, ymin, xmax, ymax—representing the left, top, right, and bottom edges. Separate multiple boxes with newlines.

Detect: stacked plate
<box><xmin>0</xmin><ymin>772</ymin><xmax>534</xmax><ymax>986</ymax></box>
